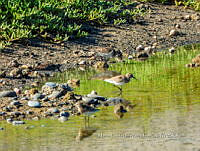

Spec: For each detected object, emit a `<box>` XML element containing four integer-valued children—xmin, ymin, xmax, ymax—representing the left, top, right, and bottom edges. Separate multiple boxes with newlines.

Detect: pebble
<box><xmin>60</xmin><ymin>111</ymin><xmax>70</xmax><ymax>117</ymax></box>
<box><xmin>58</xmin><ymin>116</ymin><xmax>68</xmax><ymax>122</ymax></box>
<box><xmin>136</xmin><ymin>45</ymin><xmax>144</xmax><ymax>52</ymax></box>
<box><xmin>169</xmin><ymin>47</ymin><xmax>175</xmax><ymax>53</ymax></box>
<box><xmin>32</xmin><ymin>93</ymin><xmax>45</xmax><ymax>100</ymax></box>
<box><xmin>7</xmin><ymin>118</ymin><xmax>13</xmax><ymax>123</ymax></box>
<box><xmin>45</xmin><ymin>82</ymin><xmax>57</xmax><ymax>88</ymax></box>
<box><xmin>10</xmin><ymin>101</ymin><xmax>21</xmax><ymax>106</ymax></box>
<box><xmin>47</xmin><ymin>91</ymin><xmax>63</xmax><ymax>99</ymax></box>
<box><xmin>28</xmin><ymin>101</ymin><xmax>41</xmax><ymax>108</ymax></box>
<box><xmin>169</xmin><ymin>29</ymin><xmax>179</xmax><ymax>36</ymax></box>
<box><xmin>12</xmin><ymin>121</ymin><xmax>25</xmax><ymax>125</ymax></box>
<box><xmin>0</xmin><ymin>91</ymin><xmax>17</xmax><ymax>98</ymax></box>
<box><xmin>0</xmin><ymin>112</ymin><xmax>6</xmax><ymax>116</ymax></box>
<box><xmin>32</xmin><ymin>117</ymin><xmax>39</xmax><ymax>121</ymax></box>
<box><xmin>47</xmin><ymin>108</ymin><xmax>60</xmax><ymax>113</ymax></box>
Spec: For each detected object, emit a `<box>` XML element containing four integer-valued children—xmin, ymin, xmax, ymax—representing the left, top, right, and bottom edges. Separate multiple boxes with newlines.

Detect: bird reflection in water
<box><xmin>76</xmin><ymin>127</ymin><xmax>97</xmax><ymax>141</ymax></box>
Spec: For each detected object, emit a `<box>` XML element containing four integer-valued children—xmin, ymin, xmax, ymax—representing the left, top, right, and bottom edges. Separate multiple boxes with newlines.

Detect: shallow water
<box><xmin>1</xmin><ymin>45</ymin><xmax>200</xmax><ymax>151</ymax></box>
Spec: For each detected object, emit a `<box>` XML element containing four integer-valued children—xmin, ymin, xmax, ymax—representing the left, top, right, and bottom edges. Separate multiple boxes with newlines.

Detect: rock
<box><xmin>128</xmin><ymin>55</ymin><xmax>133</xmax><ymax>59</ymax></box>
<box><xmin>191</xmin><ymin>14</ymin><xmax>200</xmax><ymax>21</ymax></box>
<box><xmin>28</xmin><ymin>101</ymin><xmax>41</xmax><ymax>108</ymax></box>
<box><xmin>9</xmin><ymin>60</ymin><xmax>20</xmax><ymax>67</ymax></box>
<box><xmin>31</xmin><ymin>81</ymin><xmax>40</xmax><ymax>87</ymax></box>
<box><xmin>169</xmin><ymin>29</ymin><xmax>179</xmax><ymax>37</ymax></box>
<box><xmin>175</xmin><ymin>24</ymin><xmax>180</xmax><ymax>28</ymax></box>
<box><xmin>10</xmin><ymin>111</ymin><xmax>21</xmax><ymax>116</ymax></box>
<box><xmin>184</xmin><ymin>14</ymin><xmax>191</xmax><ymax>20</ymax></box>
<box><xmin>12</xmin><ymin>121</ymin><xmax>25</xmax><ymax>125</ymax></box>
<box><xmin>27</xmin><ymin>88</ymin><xmax>39</xmax><ymax>96</ymax></box>
<box><xmin>10</xmin><ymin>68</ymin><xmax>22</xmax><ymax>78</ymax></box>
<box><xmin>47</xmin><ymin>91</ymin><xmax>63</xmax><ymax>99</ymax></box>
<box><xmin>58</xmin><ymin>116</ymin><xmax>68</xmax><ymax>122</ymax></box>
<box><xmin>47</xmin><ymin>108</ymin><xmax>60</xmax><ymax>113</ymax></box>
<box><xmin>32</xmin><ymin>93</ymin><xmax>45</xmax><ymax>100</ymax></box>
<box><xmin>7</xmin><ymin>118</ymin><xmax>13</xmax><ymax>123</ymax></box>
<box><xmin>0</xmin><ymin>91</ymin><xmax>17</xmax><ymax>98</ymax></box>
<box><xmin>0</xmin><ymin>112</ymin><xmax>6</xmax><ymax>116</ymax></box>
<box><xmin>0</xmin><ymin>127</ymin><xmax>4</xmax><ymax>130</ymax></box>
<box><xmin>79</xmin><ymin>60</ymin><xmax>86</xmax><ymax>65</ymax></box>
<box><xmin>60</xmin><ymin>111</ymin><xmax>70</xmax><ymax>117</ymax></box>
<box><xmin>0</xmin><ymin>70</ymin><xmax>6</xmax><ymax>78</ymax></box>
<box><xmin>106</xmin><ymin>98</ymin><xmax>125</xmax><ymax>105</ymax></box>
<box><xmin>45</xmin><ymin>82</ymin><xmax>57</xmax><ymax>88</ymax></box>
<box><xmin>137</xmin><ymin>52</ymin><xmax>149</xmax><ymax>58</ymax></box>
<box><xmin>136</xmin><ymin>45</ymin><xmax>144</xmax><ymax>52</ymax></box>
<box><xmin>10</xmin><ymin>101</ymin><xmax>21</xmax><ymax>106</ymax></box>
<box><xmin>13</xmin><ymin>88</ymin><xmax>21</xmax><ymax>95</ymax></box>
<box><xmin>32</xmin><ymin>117</ymin><xmax>39</xmax><ymax>121</ymax></box>
<box><xmin>169</xmin><ymin>47</ymin><xmax>175</xmax><ymax>53</ymax></box>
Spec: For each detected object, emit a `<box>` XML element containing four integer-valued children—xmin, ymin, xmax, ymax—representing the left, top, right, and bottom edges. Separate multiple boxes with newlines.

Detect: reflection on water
<box><xmin>1</xmin><ymin>46</ymin><xmax>200</xmax><ymax>150</ymax></box>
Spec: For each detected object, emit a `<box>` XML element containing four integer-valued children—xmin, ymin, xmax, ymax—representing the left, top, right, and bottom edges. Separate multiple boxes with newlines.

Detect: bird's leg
<box><xmin>113</xmin><ymin>85</ymin><xmax>122</xmax><ymax>92</ymax></box>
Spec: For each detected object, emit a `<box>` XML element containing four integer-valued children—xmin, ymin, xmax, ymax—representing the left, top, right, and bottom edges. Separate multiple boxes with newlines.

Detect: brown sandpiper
<box><xmin>104</xmin><ymin>73</ymin><xmax>136</xmax><ymax>91</ymax></box>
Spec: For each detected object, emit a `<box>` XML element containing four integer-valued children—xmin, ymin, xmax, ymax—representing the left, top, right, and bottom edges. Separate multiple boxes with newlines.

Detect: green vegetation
<box><xmin>0</xmin><ymin>0</ymin><xmax>145</xmax><ymax>48</ymax></box>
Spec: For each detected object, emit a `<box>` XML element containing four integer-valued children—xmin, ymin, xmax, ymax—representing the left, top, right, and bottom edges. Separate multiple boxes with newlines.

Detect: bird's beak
<box><xmin>133</xmin><ymin>76</ymin><xmax>137</xmax><ymax>80</ymax></box>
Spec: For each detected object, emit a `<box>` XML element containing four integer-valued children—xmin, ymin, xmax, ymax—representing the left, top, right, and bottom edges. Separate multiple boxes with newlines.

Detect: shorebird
<box><xmin>104</xmin><ymin>73</ymin><xmax>136</xmax><ymax>91</ymax></box>
<box><xmin>96</xmin><ymin>47</ymin><xmax>122</xmax><ymax>61</ymax></box>
<box><xmin>114</xmin><ymin>104</ymin><xmax>127</xmax><ymax>119</ymax></box>
<box><xmin>75</xmin><ymin>102</ymin><xmax>99</xmax><ymax>122</ymax></box>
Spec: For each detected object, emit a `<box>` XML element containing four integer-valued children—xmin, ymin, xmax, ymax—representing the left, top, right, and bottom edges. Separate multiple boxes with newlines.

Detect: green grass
<box><xmin>0</xmin><ymin>0</ymin><xmax>145</xmax><ymax>48</ymax></box>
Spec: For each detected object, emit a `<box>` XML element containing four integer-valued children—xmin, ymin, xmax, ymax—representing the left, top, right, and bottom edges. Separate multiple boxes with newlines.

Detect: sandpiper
<box><xmin>96</xmin><ymin>47</ymin><xmax>122</xmax><ymax>61</ymax></box>
<box><xmin>104</xmin><ymin>73</ymin><xmax>136</xmax><ymax>91</ymax></box>
<box><xmin>75</xmin><ymin>102</ymin><xmax>99</xmax><ymax>122</ymax></box>
<box><xmin>114</xmin><ymin>104</ymin><xmax>127</xmax><ymax>118</ymax></box>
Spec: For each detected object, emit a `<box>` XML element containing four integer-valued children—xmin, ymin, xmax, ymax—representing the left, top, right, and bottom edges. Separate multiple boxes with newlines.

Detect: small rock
<box><xmin>169</xmin><ymin>29</ymin><xmax>179</xmax><ymax>37</ymax></box>
<box><xmin>7</xmin><ymin>118</ymin><xmax>13</xmax><ymax>123</ymax></box>
<box><xmin>47</xmin><ymin>108</ymin><xmax>60</xmax><ymax>113</ymax></box>
<box><xmin>10</xmin><ymin>111</ymin><xmax>21</xmax><ymax>116</ymax></box>
<box><xmin>191</xmin><ymin>14</ymin><xmax>200</xmax><ymax>21</ymax></box>
<box><xmin>169</xmin><ymin>47</ymin><xmax>175</xmax><ymax>53</ymax></box>
<box><xmin>12</xmin><ymin>121</ymin><xmax>25</xmax><ymax>125</ymax></box>
<box><xmin>58</xmin><ymin>116</ymin><xmax>68</xmax><ymax>122</ymax></box>
<box><xmin>9</xmin><ymin>60</ymin><xmax>20</xmax><ymax>67</ymax></box>
<box><xmin>0</xmin><ymin>112</ymin><xmax>6</xmax><ymax>116</ymax></box>
<box><xmin>175</xmin><ymin>24</ymin><xmax>181</xmax><ymax>28</ymax></box>
<box><xmin>184</xmin><ymin>14</ymin><xmax>191</xmax><ymax>20</ymax></box>
<box><xmin>136</xmin><ymin>45</ymin><xmax>144</xmax><ymax>52</ymax></box>
<box><xmin>0</xmin><ymin>127</ymin><xmax>4</xmax><ymax>130</ymax></box>
<box><xmin>137</xmin><ymin>52</ymin><xmax>149</xmax><ymax>58</ymax></box>
<box><xmin>45</xmin><ymin>82</ymin><xmax>57</xmax><ymax>88</ymax></box>
<box><xmin>60</xmin><ymin>111</ymin><xmax>70</xmax><ymax>117</ymax></box>
<box><xmin>47</xmin><ymin>91</ymin><xmax>63</xmax><ymax>99</ymax></box>
<box><xmin>0</xmin><ymin>70</ymin><xmax>6</xmax><ymax>78</ymax></box>
<box><xmin>32</xmin><ymin>93</ymin><xmax>45</xmax><ymax>100</ymax></box>
<box><xmin>13</xmin><ymin>88</ymin><xmax>21</xmax><ymax>95</ymax></box>
<box><xmin>10</xmin><ymin>101</ymin><xmax>21</xmax><ymax>106</ymax></box>
<box><xmin>79</xmin><ymin>60</ymin><xmax>86</xmax><ymax>65</ymax></box>
<box><xmin>28</xmin><ymin>101</ymin><xmax>41</xmax><ymax>108</ymax></box>
<box><xmin>32</xmin><ymin>117</ymin><xmax>39</xmax><ymax>121</ymax></box>
<box><xmin>128</xmin><ymin>55</ymin><xmax>133</xmax><ymax>60</ymax></box>
<box><xmin>9</xmin><ymin>68</ymin><xmax>22</xmax><ymax>78</ymax></box>
<box><xmin>0</xmin><ymin>91</ymin><xmax>17</xmax><ymax>98</ymax></box>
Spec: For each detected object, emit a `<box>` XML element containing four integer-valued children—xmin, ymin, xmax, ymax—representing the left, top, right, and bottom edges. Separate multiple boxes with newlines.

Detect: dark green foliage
<box><xmin>0</xmin><ymin>0</ymin><xmax>145</xmax><ymax>48</ymax></box>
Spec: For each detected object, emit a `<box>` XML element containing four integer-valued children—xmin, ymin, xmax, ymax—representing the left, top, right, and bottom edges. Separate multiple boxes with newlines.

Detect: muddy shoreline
<box><xmin>0</xmin><ymin>3</ymin><xmax>200</xmax><ymax>91</ymax></box>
